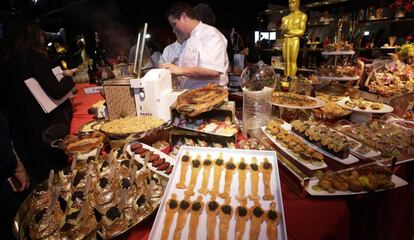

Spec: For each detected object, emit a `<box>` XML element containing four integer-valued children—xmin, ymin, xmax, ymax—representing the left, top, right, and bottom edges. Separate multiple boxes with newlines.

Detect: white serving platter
<box><xmin>149</xmin><ymin>146</ymin><xmax>287</xmax><ymax>240</ymax></box>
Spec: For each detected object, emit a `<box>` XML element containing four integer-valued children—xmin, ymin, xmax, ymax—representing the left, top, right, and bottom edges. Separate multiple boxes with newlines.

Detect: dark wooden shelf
<box><xmin>359</xmin><ymin>17</ymin><xmax>414</xmax><ymax>24</ymax></box>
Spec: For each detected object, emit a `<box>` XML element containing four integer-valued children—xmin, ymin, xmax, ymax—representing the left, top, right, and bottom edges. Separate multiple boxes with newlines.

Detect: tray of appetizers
<box><xmin>172</xmin><ymin>115</ymin><xmax>238</xmax><ymax>137</ymax></box>
<box><xmin>14</xmin><ymin>145</ymin><xmax>166</xmax><ymax>240</ymax></box>
<box><xmin>126</xmin><ymin>142</ymin><xmax>175</xmax><ymax>179</ymax></box>
<box><xmin>149</xmin><ymin>146</ymin><xmax>287</xmax><ymax>240</ymax></box>
<box><xmin>288</xmin><ymin>120</ymin><xmax>359</xmax><ymax>165</ymax></box>
<box><xmin>336</xmin><ymin>97</ymin><xmax>394</xmax><ymax>114</ymax></box>
<box><xmin>334</xmin><ymin>119</ymin><xmax>414</xmax><ymax>163</ymax></box>
<box><xmin>305</xmin><ymin>165</ymin><xmax>408</xmax><ymax>196</ymax></box>
<box><xmin>270</xmin><ymin>91</ymin><xmax>325</xmax><ymax>109</ymax></box>
<box><xmin>261</xmin><ymin>123</ymin><xmax>327</xmax><ymax>170</ymax></box>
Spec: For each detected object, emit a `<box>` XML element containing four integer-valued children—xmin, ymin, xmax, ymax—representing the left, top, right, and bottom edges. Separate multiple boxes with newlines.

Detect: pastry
<box><xmin>235</xmin><ymin>204</ymin><xmax>249</xmax><ymax>240</ymax></box>
<box><xmin>236</xmin><ymin>158</ymin><xmax>248</xmax><ymax>202</ymax></box>
<box><xmin>102</xmin><ymin>206</ymin><xmax>128</xmax><ymax>239</ymax></box>
<box><xmin>218</xmin><ymin>199</ymin><xmax>233</xmax><ymax>240</ymax></box>
<box><xmin>206</xmin><ymin>198</ymin><xmax>220</xmax><ymax>240</ymax></box>
<box><xmin>188</xmin><ymin>195</ymin><xmax>204</xmax><ymax>240</ymax></box>
<box><xmin>160</xmin><ymin>194</ymin><xmax>179</xmax><ymax>240</ymax></box>
<box><xmin>249</xmin><ymin>158</ymin><xmax>260</xmax><ymax>201</ymax></box>
<box><xmin>172</xmin><ymin>197</ymin><xmax>191</xmax><ymax>240</ymax></box>
<box><xmin>249</xmin><ymin>202</ymin><xmax>265</xmax><ymax>240</ymax></box>
<box><xmin>210</xmin><ymin>153</ymin><xmax>224</xmax><ymax>197</ymax></box>
<box><xmin>184</xmin><ymin>155</ymin><xmax>202</xmax><ymax>196</ymax></box>
<box><xmin>266</xmin><ymin>201</ymin><xmax>282</xmax><ymax>240</ymax></box>
<box><xmin>260</xmin><ymin>158</ymin><xmax>275</xmax><ymax>200</ymax></box>
<box><xmin>198</xmin><ymin>155</ymin><xmax>213</xmax><ymax>194</ymax></box>
<box><xmin>176</xmin><ymin>152</ymin><xmax>191</xmax><ymax>189</ymax></box>
<box><xmin>175</xmin><ymin>83</ymin><xmax>229</xmax><ymax>117</ymax></box>
<box><xmin>219</xmin><ymin>157</ymin><xmax>236</xmax><ymax>200</ymax></box>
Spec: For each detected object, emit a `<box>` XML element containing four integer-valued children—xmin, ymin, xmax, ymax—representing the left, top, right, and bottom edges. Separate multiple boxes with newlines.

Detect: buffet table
<box><xmin>69</xmin><ymin>83</ymin><xmax>413</xmax><ymax>240</ymax></box>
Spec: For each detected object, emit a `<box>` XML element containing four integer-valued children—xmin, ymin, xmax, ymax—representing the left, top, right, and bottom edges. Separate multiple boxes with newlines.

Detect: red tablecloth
<box><xmin>70</xmin><ymin>83</ymin><xmax>412</xmax><ymax>240</ymax></box>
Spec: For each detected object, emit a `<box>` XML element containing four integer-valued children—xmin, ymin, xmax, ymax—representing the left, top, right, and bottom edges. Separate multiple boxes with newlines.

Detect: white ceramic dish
<box><xmin>336</xmin><ymin>97</ymin><xmax>394</xmax><ymax>114</ymax></box>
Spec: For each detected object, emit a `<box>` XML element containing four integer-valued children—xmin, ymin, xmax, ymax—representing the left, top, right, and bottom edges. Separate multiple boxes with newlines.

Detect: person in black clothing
<box><xmin>0</xmin><ymin>16</ymin><xmax>76</xmax><ymax>181</ymax></box>
<box><xmin>0</xmin><ymin>107</ymin><xmax>31</xmax><ymax>239</ymax></box>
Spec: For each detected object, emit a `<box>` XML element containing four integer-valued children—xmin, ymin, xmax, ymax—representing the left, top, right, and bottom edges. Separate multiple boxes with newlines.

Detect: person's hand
<box><xmin>14</xmin><ymin>159</ymin><xmax>29</xmax><ymax>191</ymax></box>
<box><xmin>63</xmin><ymin>68</ymin><xmax>79</xmax><ymax>77</ymax></box>
<box><xmin>160</xmin><ymin>63</ymin><xmax>183</xmax><ymax>75</ymax></box>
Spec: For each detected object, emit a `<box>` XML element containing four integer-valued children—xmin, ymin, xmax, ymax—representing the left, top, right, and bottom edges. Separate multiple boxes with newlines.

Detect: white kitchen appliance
<box><xmin>130</xmin><ymin>69</ymin><xmax>185</xmax><ymax>122</ymax></box>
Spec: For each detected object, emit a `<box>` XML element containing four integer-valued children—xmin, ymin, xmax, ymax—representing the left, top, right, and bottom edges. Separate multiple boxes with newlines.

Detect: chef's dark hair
<box><xmin>166</xmin><ymin>2</ymin><xmax>196</xmax><ymax>20</ymax></box>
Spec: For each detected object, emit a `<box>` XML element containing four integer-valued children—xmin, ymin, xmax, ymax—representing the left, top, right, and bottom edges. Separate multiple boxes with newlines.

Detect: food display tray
<box><xmin>149</xmin><ymin>146</ymin><xmax>287</xmax><ymax>240</ymax></box>
<box><xmin>305</xmin><ymin>175</ymin><xmax>408</xmax><ymax>196</ymax></box>
<box><xmin>336</xmin><ymin>97</ymin><xmax>394</xmax><ymax>114</ymax></box>
<box><xmin>271</xmin><ymin>95</ymin><xmax>325</xmax><ymax>109</ymax></box>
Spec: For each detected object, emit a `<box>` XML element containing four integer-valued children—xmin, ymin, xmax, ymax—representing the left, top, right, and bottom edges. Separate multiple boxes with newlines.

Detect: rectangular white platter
<box><xmin>148</xmin><ymin>146</ymin><xmax>287</xmax><ymax>240</ymax></box>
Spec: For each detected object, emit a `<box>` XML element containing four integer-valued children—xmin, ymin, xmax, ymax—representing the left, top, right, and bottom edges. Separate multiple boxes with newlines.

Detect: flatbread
<box><xmin>176</xmin><ymin>83</ymin><xmax>228</xmax><ymax>117</ymax></box>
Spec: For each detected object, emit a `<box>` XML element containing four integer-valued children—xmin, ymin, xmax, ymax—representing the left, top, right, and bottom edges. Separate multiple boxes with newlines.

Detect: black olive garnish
<box><xmin>135</xmin><ymin>162</ymin><xmax>144</xmax><ymax>170</ymax></box>
<box><xmin>238</xmin><ymin>162</ymin><xmax>247</xmax><ymax>170</ymax></box>
<box><xmin>136</xmin><ymin>195</ymin><xmax>146</xmax><ymax>207</ymax></box>
<box><xmin>34</xmin><ymin>208</ymin><xmax>47</xmax><ymax>223</ymax></box>
<box><xmin>99</xmin><ymin>177</ymin><xmax>108</xmax><ymax>188</ymax></box>
<box><xmin>146</xmin><ymin>177</ymin><xmax>151</xmax><ymax>184</ymax></box>
<box><xmin>192</xmin><ymin>160</ymin><xmax>201</xmax><ymax>168</ymax></box>
<box><xmin>203</xmin><ymin>159</ymin><xmax>212</xmax><ymax>166</ymax></box>
<box><xmin>66</xmin><ymin>210</ymin><xmax>80</xmax><ymax>220</ymax></box>
<box><xmin>182</xmin><ymin>155</ymin><xmax>190</xmax><ymax>162</ymax></box>
<box><xmin>120</xmin><ymin>160</ymin><xmax>130</xmax><ymax>168</ymax></box>
<box><xmin>180</xmin><ymin>200</ymin><xmax>190</xmax><ymax>210</ymax></box>
<box><xmin>73</xmin><ymin>172</ymin><xmax>86</xmax><ymax>187</ymax></box>
<box><xmin>191</xmin><ymin>202</ymin><xmax>202</xmax><ymax>211</ymax></box>
<box><xmin>263</xmin><ymin>162</ymin><xmax>272</xmax><ymax>170</ymax></box>
<box><xmin>169</xmin><ymin>199</ymin><xmax>178</xmax><ymax>209</ymax></box>
<box><xmin>208</xmin><ymin>201</ymin><xmax>219</xmax><ymax>211</ymax></box>
<box><xmin>237</xmin><ymin>206</ymin><xmax>248</xmax><ymax>217</ymax></box>
<box><xmin>116</xmin><ymin>148</ymin><xmax>123</xmax><ymax>158</ymax></box>
<box><xmin>250</xmin><ymin>163</ymin><xmax>259</xmax><ymax>171</ymax></box>
<box><xmin>61</xmin><ymin>223</ymin><xmax>75</xmax><ymax>231</ymax></box>
<box><xmin>268</xmin><ymin>210</ymin><xmax>278</xmax><ymax>220</ymax></box>
<box><xmin>106</xmin><ymin>206</ymin><xmax>121</xmax><ymax>220</ymax></box>
<box><xmin>71</xmin><ymin>191</ymin><xmax>85</xmax><ymax>202</ymax></box>
<box><xmin>253</xmin><ymin>207</ymin><xmax>264</xmax><ymax>217</ymax></box>
<box><xmin>226</xmin><ymin>162</ymin><xmax>236</xmax><ymax>170</ymax></box>
<box><xmin>221</xmin><ymin>205</ymin><xmax>232</xmax><ymax>214</ymax></box>
<box><xmin>215</xmin><ymin>159</ymin><xmax>224</xmax><ymax>166</ymax></box>
<box><xmin>121</xmin><ymin>178</ymin><xmax>130</xmax><ymax>189</ymax></box>
<box><xmin>100</xmin><ymin>161</ymin><xmax>109</xmax><ymax>172</ymax></box>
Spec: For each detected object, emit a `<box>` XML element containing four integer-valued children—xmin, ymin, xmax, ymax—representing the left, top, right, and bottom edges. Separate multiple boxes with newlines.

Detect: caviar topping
<box><xmin>169</xmin><ymin>199</ymin><xmax>178</xmax><ymax>209</ymax></box>
<box><xmin>250</xmin><ymin>163</ymin><xmax>259</xmax><ymax>171</ymax></box>
<box><xmin>180</xmin><ymin>200</ymin><xmax>190</xmax><ymax>210</ymax></box>
<box><xmin>226</xmin><ymin>162</ymin><xmax>236</xmax><ymax>170</ymax></box>
<box><xmin>215</xmin><ymin>159</ymin><xmax>224</xmax><ymax>166</ymax></box>
<box><xmin>208</xmin><ymin>201</ymin><xmax>219</xmax><ymax>211</ymax></box>
<box><xmin>238</xmin><ymin>162</ymin><xmax>247</xmax><ymax>170</ymax></box>
<box><xmin>191</xmin><ymin>202</ymin><xmax>202</xmax><ymax>211</ymax></box>
<box><xmin>106</xmin><ymin>207</ymin><xmax>121</xmax><ymax>220</ymax></box>
<box><xmin>221</xmin><ymin>205</ymin><xmax>232</xmax><ymax>214</ymax></box>
<box><xmin>73</xmin><ymin>172</ymin><xmax>86</xmax><ymax>187</ymax></box>
<box><xmin>136</xmin><ymin>195</ymin><xmax>146</xmax><ymax>207</ymax></box>
<box><xmin>71</xmin><ymin>191</ymin><xmax>85</xmax><ymax>202</ymax></box>
<box><xmin>263</xmin><ymin>162</ymin><xmax>272</xmax><ymax>170</ymax></box>
<box><xmin>182</xmin><ymin>155</ymin><xmax>190</xmax><ymax>162</ymax></box>
<box><xmin>121</xmin><ymin>178</ymin><xmax>130</xmax><ymax>189</ymax></box>
<box><xmin>237</xmin><ymin>206</ymin><xmax>248</xmax><ymax>217</ymax></box>
<box><xmin>203</xmin><ymin>159</ymin><xmax>212</xmax><ymax>166</ymax></box>
<box><xmin>268</xmin><ymin>210</ymin><xmax>278</xmax><ymax>220</ymax></box>
<box><xmin>253</xmin><ymin>207</ymin><xmax>264</xmax><ymax>217</ymax></box>
<box><xmin>192</xmin><ymin>159</ymin><xmax>201</xmax><ymax>168</ymax></box>
<box><xmin>99</xmin><ymin>177</ymin><xmax>108</xmax><ymax>188</ymax></box>
<box><xmin>120</xmin><ymin>160</ymin><xmax>130</xmax><ymax>168</ymax></box>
